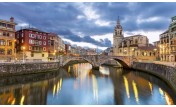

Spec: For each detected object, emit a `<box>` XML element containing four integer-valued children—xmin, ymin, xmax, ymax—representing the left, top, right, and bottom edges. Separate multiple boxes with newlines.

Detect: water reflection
<box><xmin>0</xmin><ymin>63</ymin><xmax>175</xmax><ymax>105</ymax></box>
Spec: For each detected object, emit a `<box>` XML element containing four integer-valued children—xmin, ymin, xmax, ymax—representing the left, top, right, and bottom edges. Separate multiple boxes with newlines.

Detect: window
<box><xmin>43</xmin><ymin>47</ymin><xmax>46</xmax><ymax>51</ymax></box>
<box><xmin>42</xmin><ymin>54</ymin><xmax>44</xmax><ymax>57</ymax></box>
<box><xmin>7</xmin><ymin>40</ymin><xmax>12</xmax><ymax>46</ymax></box>
<box><xmin>7</xmin><ymin>24</ymin><xmax>12</xmax><ymax>28</ymax></box>
<box><xmin>43</xmin><ymin>36</ymin><xmax>46</xmax><ymax>40</ymax></box>
<box><xmin>39</xmin><ymin>41</ymin><xmax>42</xmax><ymax>45</ymax></box>
<box><xmin>0</xmin><ymin>23</ymin><xmax>6</xmax><ymax>27</ymax></box>
<box><xmin>29</xmin><ymin>46</ymin><xmax>32</xmax><ymax>50</ymax></box>
<box><xmin>0</xmin><ymin>48</ymin><xmax>5</xmax><ymax>55</ymax></box>
<box><xmin>38</xmin><ymin>35</ymin><xmax>42</xmax><ymax>39</ymax></box>
<box><xmin>7</xmin><ymin>49</ymin><xmax>12</xmax><ymax>55</ymax></box>
<box><xmin>0</xmin><ymin>39</ymin><xmax>6</xmax><ymax>46</ymax></box>
<box><xmin>3</xmin><ymin>32</ymin><xmax>6</xmax><ymax>36</ymax></box>
<box><xmin>29</xmin><ymin>39</ymin><xmax>34</xmax><ymax>44</ymax></box>
<box><xmin>31</xmin><ymin>53</ymin><xmax>34</xmax><ymax>57</ymax></box>
<box><xmin>29</xmin><ymin>34</ymin><xmax>36</xmax><ymax>38</ymax></box>
<box><xmin>142</xmin><ymin>52</ymin><xmax>144</xmax><ymax>56</ymax></box>
<box><xmin>43</xmin><ymin>41</ymin><xmax>46</xmax><ymax>45</ymax></box>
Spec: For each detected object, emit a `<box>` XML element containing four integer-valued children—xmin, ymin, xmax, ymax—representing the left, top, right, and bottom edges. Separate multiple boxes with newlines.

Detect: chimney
<box><xmin>10</xmin><ymin>17</ymin><xmax>14</xmax><ymax>22</ymax></box>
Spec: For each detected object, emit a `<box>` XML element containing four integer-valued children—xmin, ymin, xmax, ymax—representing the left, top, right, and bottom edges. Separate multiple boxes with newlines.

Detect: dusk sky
<box><xmin>0</xmin><ymin>2</ymin><xmax>176</xmax><ymax>50</ymax></box>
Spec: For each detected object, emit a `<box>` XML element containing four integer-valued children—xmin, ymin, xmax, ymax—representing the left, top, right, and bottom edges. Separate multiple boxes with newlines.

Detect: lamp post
<box><xmin>22</xmin><ymin>46</ymin><xmax>25</xmax><ymax>63</ymax></box>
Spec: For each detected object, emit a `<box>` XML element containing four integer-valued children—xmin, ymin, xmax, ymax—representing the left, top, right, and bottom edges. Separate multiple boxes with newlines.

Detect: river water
<box><xmin>0</xmin><ymin>63</ymin><xmax>175</xmax><ymax>105</ymax></box>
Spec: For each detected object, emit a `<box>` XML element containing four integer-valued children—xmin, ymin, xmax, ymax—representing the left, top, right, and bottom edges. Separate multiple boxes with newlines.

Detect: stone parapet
<box><xmin>132</xmin><ymin>62</ymin><xmax>176</xmax><ymax>93</ymax></box>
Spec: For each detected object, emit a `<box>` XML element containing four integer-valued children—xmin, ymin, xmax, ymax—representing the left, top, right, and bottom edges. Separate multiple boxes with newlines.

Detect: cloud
<box><xmin>0</xmin><ymin>2</ymin><xmax>176</xmax><ymax>49</ymax></box>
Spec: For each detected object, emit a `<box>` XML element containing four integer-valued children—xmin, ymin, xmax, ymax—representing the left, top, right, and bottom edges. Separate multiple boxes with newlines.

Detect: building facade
<box><xmin>48</xmin><ymin>33</ymin><xmax>58</xmax><ymax>61</ymax></box>
<box><xmin>58</xmin><ymin>36</ymin><xmax>65</xmax><ymax>55</ymax></box>
<box><xmin>0</xmin><ymin>17</ymin><xmax>17</xmax><ymax>62</ymax></box>
<box><xmin>15</xmin><ymin>28</ymin><xmax>49</xmax><ymax>62</ymax></box>
<box><xmin>113</xmin><ymin>18</ymin><xmax>158</xmax><ymax>61</ymax></box>
<box><xmin>159</xmin><ymin>16</ymin><xmax>176</xmax><ymax>62</ymax></box>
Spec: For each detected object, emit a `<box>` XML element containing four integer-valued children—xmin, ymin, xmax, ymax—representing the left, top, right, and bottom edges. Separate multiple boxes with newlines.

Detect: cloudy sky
<box><xmin>0</xmin><ymin>2</ymin><xmax>176</xmax><ymax>50</ymax></box>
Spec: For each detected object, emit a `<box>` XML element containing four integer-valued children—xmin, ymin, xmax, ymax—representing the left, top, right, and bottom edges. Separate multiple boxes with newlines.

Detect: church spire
<box><xmin>117</xmin><ymin>16</ymin><xmax>120</xmax><ymax>25</ymax></box>
<box><xmin>116</xmin><ymin>16</ymin><xmax>122</xmax><ymax>29</ymax></box>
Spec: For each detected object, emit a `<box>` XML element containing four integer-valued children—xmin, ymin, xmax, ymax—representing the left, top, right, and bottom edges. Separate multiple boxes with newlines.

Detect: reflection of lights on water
<box><xmin>159</xmin><ymin>88</ymin><xmax>164</xmax><ymax>96</ymax></box>
<box><xmin>148</xmin><ymin>82</ymin><xmax>153</xmax><ymax>94</ymax></box>
<box><xmin>11</xmin><ymin>98</ymin><xmax>16</xmax><ymax>105</ymax></box>
<box><xmin>92</xmin><ymin>75</ymin><xmax>98</xmax><ymax>103</ymax></box>
<box><xmin>159</xmin><ymin>87</ymin><xmax>174</xmax><ymax>105</ymax></box>
<box><xmin>132</xmin><ymin>80</ymin><xmax>139</xmax><ymax>104</ymax></box>
<box><xmin>53</xmin><ymin>84</ymin><xmax>56</xmax><ymax>96</ymax></box>
<box><xmin>68</xmin><ymin>66</ymin><xmax>70</xmax><ymax>73</ymax></box>
<box><xmin>165</xmin><ymin>92</ymin><xmax>174</xmax><ymax>105</ymax></box>
<box><xmin>20</xmin><ymin>95</ymin><xmax>25</xmax><ymax>105</ymax></box>
<box><xmin>99</xmin><ymin>66</ymin><xmax>109</xmax><ymax>75</ymax></box>
<box><xmin>57</xmin><ymin>78</ymin><xmax>62</xmax><ymax>94</ymax></box>
<box><xmin>123</xmin><ymin>76</ymin><xmax>130</xmax><ymax>99</ymax></box>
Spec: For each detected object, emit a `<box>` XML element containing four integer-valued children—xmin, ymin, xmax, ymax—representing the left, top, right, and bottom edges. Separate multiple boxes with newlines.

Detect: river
<box><xmin>0</xmin><ymin>63</ymin><xmax>175</xmax><ymax>105</ymax></box>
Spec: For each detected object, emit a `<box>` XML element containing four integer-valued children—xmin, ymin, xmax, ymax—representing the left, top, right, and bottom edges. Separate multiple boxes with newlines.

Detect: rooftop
<box><xmin>161</xmin><ymin>30</ymin><xmax>169</xmax><ymax>35</ymax></box>
<box><xmin>138</xmin><ymin>45</ymin><xmax>157</xmax><ymax>51</ymax></box>
<box><xmin>19</xmin><ymin>27</ymin><xmax>49</xmax><ymax>33</ymax></box>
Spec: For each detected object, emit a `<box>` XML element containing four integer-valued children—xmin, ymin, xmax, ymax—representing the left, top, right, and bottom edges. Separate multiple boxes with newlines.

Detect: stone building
<box><xmin>0</xmin><ymin>17</ymin><xmax>17</xmax><ymax>62</ymax></box>
<box><xmin>159</xmin><ymin>16</ymin><xmax>176</xmax><ymax>62</ymax></box>
<box><xmin>113</xmin><ymin>18</ymin><xmax>158</xmax><ymax>61</ymax></box>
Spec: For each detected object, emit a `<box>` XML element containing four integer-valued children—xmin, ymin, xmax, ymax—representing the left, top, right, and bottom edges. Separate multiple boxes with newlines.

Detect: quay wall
<box><xmin>0</xmin><ymin>62</ymin><xmax>60</xmax><ymax>76</ymax></box>
<box><xmin>132</xmin><ymin>62</ymin><xmax>176</xmax><ymax>92</ymax></box>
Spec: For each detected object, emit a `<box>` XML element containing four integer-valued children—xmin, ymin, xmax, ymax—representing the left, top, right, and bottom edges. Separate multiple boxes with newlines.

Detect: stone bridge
<box><xmin>60</xmin><ymin>55</ymin><xmax>135</xmax><ymax>68</ymax></box>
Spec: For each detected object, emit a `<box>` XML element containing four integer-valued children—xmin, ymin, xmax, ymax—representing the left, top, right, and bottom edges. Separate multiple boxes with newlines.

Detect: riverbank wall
<box><xmin>132</xmin><ymin>62</ymin><xmax>176</xmax><ymax>93</ymax></box>
<box><xmin>0</xmin><ymin>62</ymin><xmax>60</xmax><ymax>77</ymax></box>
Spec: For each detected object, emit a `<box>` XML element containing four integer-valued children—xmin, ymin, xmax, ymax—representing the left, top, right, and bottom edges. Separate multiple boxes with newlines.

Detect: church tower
<box><xmin>113</xmin><ymin>17</ymin><xmax>124</xmax><ymax>56</ymax></box>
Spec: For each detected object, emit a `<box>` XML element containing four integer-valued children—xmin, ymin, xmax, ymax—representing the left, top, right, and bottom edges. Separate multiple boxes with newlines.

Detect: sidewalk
<box><xmin>153</xmin><ymin>61</ymin><xmax>176</xmax><ymax>67</ymax></box>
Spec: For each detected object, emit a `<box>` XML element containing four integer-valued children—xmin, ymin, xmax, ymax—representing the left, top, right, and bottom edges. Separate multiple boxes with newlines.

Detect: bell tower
<box><xmin>113</xmin><ymin>16</ymin><xmax>124</xmax><ymax>56</ymax></box>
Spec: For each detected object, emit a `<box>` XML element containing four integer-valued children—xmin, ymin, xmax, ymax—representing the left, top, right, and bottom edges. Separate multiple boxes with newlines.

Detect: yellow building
<box><xmin>159</xmin><ymin>16</ymin><xmax>176</xmax><ymax>62</ymax></box>
<box><xmin>0</xmin><ymin>17</ymin><xmax>17</xmax><ymax>62</ymax></box>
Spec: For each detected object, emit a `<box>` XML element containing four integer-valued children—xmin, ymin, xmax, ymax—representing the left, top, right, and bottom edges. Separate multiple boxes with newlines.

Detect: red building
<box><xmin>15</xmin><ymin>28</ymin><xmax>50</xmax><ymax>62</ymax></box>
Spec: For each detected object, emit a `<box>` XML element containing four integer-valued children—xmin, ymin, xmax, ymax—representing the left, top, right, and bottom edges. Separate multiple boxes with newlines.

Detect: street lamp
<box><xmin>22</xmin><ymin>46</ymin><xmax>25</xmax><ymax>63</ymax></box>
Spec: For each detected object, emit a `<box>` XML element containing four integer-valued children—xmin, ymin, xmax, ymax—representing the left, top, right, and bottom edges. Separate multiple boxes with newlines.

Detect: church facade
<box><xmin>113</xmin><ymin>18</ymin><xmax>159</xmax><ymax>61</ymax></box>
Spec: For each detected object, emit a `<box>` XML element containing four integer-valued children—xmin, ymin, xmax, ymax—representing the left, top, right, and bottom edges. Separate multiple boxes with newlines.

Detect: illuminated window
<box><xmin>43</xmin><ymin>47</ymin><xmax>46</xmax><ymax>51</ymax></box>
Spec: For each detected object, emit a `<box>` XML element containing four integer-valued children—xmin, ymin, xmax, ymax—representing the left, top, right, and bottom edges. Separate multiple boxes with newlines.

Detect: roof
<box><xmin>19</xmin><ymin>27</ymin><xmax>48</xmax><ymax>33</ymax></box>
<box><xmin>138</xmin><ymin>45</ymin><xmax>157</xmax><ymax>51</ymax></box>
<box><xmin>0</xmin><ymin>19</ymin><xmax>17</xmax><ymax>25</ymax></box>
<box><xmin>161</xmin><ymin>30</ymin><xmax>169</xmax><ymax>35</ymax></box>
<box><xmin>125</xmin><ymin>34</ymin><xmax>146</xmax><ymax>38</ymax></box>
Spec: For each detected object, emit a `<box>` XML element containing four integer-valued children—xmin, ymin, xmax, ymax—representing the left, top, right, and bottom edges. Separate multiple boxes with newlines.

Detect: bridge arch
<box><xmin>62</xmin><ymin>57</ymin><xmax>94</xmax><ymax>66</ymax></box>
<box><xmin>99</xmin><ymin>57</ymin><xmax>130</xmax><ymax>68</ymax></box>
